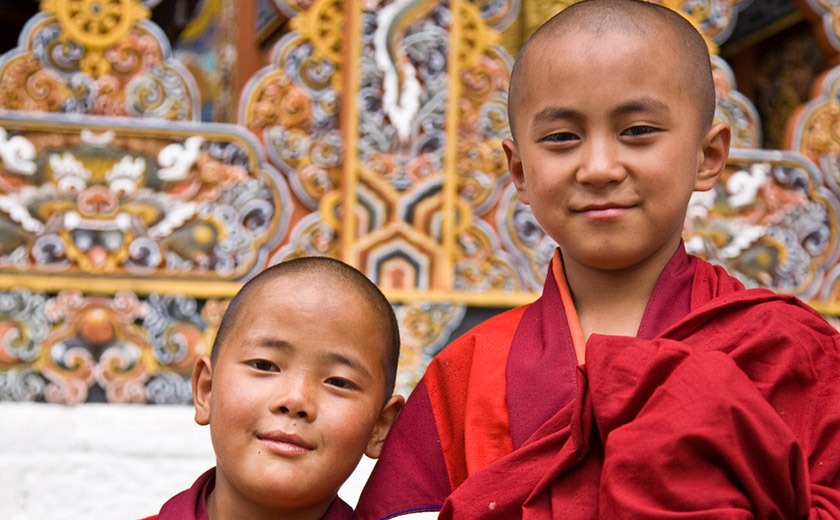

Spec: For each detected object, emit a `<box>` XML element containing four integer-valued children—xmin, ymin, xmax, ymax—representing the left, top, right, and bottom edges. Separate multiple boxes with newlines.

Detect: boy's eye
<box><xmin>541</xmin><ymin>132</ymin><xmax>578</xmax><ymax>143</ymax></box>
<box><xmin>249</xmin><ymin>359</ymin><xmax>278</xmax><ymax>372</ymax></box>
<box><xmin>325</xmin><ymin>377</ymin><xmax>357</xmax><ymax>391</ymax></box>
<box><xmin>622</xmin><ymin>125</ymin><xmax>658</xmax><ymax>137</ymax></box>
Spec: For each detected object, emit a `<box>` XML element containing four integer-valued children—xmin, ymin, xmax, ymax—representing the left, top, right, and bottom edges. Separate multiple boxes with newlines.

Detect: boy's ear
<box><xmin>364</xmin><ymin>394</ymin><xmax>405</xmax><ymax>459</ymax></box>
<box><xmin>694</xmin><ymin>122</ymin><xmax>731</xmax><ymax>191</ymax></box>
<box><xmin>503</xmin><ymin>138</ymin><xmax>529</xmax><ymax>205</ymax></box>
<box><xmin>192</xmin><ymin>355</ymin><xmax>213</xmax><ymax>426</ymax></box>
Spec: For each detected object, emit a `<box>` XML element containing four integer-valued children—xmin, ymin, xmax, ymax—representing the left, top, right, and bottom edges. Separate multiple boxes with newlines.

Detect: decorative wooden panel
<box><xmin>0</xmin><ymin>113</ymin><xmax>294</xmax><ymax>403</ymax></box>
<box><xmin>0</xmin><ymin>1</ymin><xmax>199</xmax><ymax>120</ymax></box>
<box><xmin>2</xmin><ymin>0</ymin><xmax>840</xmax><ymax>402</ymax></box>
<box><xmin>788</xmin><ymin>62</ymin><xmax>840</xmax><ymax>310</ymax></box>
<box><xmin>0</xmin><ymin>0</ymin><xmax>290</xmax><ymax>403</ymax></box>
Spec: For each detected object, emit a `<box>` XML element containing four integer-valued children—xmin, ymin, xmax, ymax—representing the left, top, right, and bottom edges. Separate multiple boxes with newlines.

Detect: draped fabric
<box><xmin>357</xmin><ymin>246</ymin><xmax>840</xmax><ymax>519</ymax></box>
<box><xmin>144</xmin><ymin>467</ymin><xmax>353</xmax><ymax>520</ymax></box>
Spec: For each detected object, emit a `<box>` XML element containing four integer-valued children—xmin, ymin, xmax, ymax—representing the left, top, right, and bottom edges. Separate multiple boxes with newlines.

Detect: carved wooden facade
<box><xmin>1</xmin><ymin>0</ymin><xmax>839</xmax><ymax>403</ymax></box>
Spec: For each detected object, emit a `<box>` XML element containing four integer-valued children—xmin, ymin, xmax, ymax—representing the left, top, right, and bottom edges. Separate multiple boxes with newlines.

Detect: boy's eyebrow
<box><xmin>532</xmin><ymin>106</ymin><xmax>581</xmax><ymax>126</ymax></box>
<box><xmin>321</xmin><ymin>351</ymin><xmax>374</xmax><ymax>380</ymax></box>
<box><xmin>259</xmin><ymin>338</ymin><xmax>294</xmax><ymax>351</ymax></box>
<box><xmin>257</xmin><ymin>337</ymin><xmax>374</xmax><ymax>379</ymax></box>
<box><xmin>530</xmin><ymin>97</ymin><xmax>671</xmax><ymax>126</ymax></box>
<box><xmin>611</xmin><ymin>97</ymin><xmax>670</xmax><ymax>117</ymax></box>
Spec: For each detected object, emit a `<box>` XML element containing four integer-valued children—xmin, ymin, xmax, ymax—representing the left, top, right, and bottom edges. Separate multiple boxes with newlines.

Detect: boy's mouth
<box><xmin>574</xmin><ymin>201</ymin><xmax>636</xmax><ymax>219</ymax></box>
<box><xmin>257</xmin><ymin>430</ymin><xmax>315</xmax><ymax>455</ymax></box>
<box><xmin>574</xmin><ymin>200</ymin><xmax>635</xmax><ymax>212</ymax></box>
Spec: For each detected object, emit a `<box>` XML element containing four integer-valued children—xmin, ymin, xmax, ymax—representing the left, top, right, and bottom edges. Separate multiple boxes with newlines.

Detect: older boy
<box><xmin>145</xmin><ymin>257</ymin><xmax>405</xmax><ymax>520</ymax></box>
<box><xmin>356</xmin><ymin>0</ymin><xmax>840</xmax><ymax>518</ymax></box>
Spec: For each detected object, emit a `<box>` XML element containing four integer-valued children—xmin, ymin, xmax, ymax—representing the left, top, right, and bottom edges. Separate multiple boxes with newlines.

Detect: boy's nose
<box><xmin>273</xmin><ymin>378</ymin><xmax>317</xmax><ymax>421</ymax></box>
<box><xmin>576</xmin><ymin>138</ymin><xmax>626</xmax><ymax>187</ymax></box>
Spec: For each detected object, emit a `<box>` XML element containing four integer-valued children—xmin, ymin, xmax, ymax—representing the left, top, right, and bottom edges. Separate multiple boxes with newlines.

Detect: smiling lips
<box><xmin>575</xmin><ymin>202</ymin><xmax>636</xmax><ymax>219</ymax></box>
<box><xmin>257</xmin><ymin>430</ymin><xmax>314</xmax><ymax>455</ymax></box>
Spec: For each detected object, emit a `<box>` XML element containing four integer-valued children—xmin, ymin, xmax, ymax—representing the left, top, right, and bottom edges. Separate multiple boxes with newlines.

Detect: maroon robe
<box><xmin>356</xmin><ymin>246</ymin><xmax>840</xmax><ymax>519</ymax></box>
<box><xmin>143</xmin><ymin>467</ymin><xmax>354</xmax><ymax>519</ymax></box>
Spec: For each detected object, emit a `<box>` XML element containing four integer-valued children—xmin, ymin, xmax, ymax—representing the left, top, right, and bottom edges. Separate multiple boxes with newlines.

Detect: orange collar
<box><xmin>551</xmin><ymin>249</ymin><xmax>586</xmax><ymax>365</ymax></box>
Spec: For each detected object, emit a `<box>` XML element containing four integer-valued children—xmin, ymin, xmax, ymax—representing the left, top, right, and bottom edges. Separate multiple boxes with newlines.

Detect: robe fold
<box><xmin>143</xmin><ymin>467</ymin><xmax>354</xmax><ymax>519</ymax></box>
<box><xmin>355</xmin><ymin>246</ymin><xmax>840</xmax><ymax>519</ymax></box>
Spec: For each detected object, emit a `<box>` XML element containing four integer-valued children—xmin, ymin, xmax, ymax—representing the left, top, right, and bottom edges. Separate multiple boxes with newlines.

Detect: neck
<box><xmin>562</xmin><ymin>244</ymin><xmax>678</xmax><ymax>341</ymax></box>
<box><xmin>207</xmin><ymin>482</ymin><xmax>333</xmax><ymax>520</ymax></box>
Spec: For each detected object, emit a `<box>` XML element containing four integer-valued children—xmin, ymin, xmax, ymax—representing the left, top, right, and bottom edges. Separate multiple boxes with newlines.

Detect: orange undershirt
<box><xmin>551</xmin><ymin>249</ymin><xmax>586</xmax><ymax>365</ymax></box>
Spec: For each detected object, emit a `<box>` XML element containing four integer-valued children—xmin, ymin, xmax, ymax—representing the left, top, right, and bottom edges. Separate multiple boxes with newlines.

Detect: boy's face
<box><xmin>192</xmin><ymin>275</ymin><xmax>402</xmax><ymax>516</ymax></box>
<box><xmin>505</xmin><ymin>26</ymin><xmax>729</xmax><ymax>274</ymax></box>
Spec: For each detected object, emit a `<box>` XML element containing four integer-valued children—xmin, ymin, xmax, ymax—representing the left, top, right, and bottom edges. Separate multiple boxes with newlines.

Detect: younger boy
<box><xmin>356</xmin><ymin>0</ymin><xmax>840</xmax><ymax>518</ymax></box>
<box><xmin>146</xmin><ymin>257</ymin><xmax>405</xmax><ymax>520</ymax></box>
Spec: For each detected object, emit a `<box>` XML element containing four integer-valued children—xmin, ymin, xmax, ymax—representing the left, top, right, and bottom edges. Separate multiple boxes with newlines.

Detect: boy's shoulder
<box><xmin>434</xmin><ymin>304</ymin><xmax>531</xmax><ymax>362</ymax></box>
<box><xmin>147</xmin><ymin>467</ymin><xmax>354</xmax><ymax>520</ymax></box>
<box><xmin>690</xmin><ymin>254</ymin><xmax>835</xmax><ymax>333</ymax></box>
<box><xmin>671</xmin><ymin>261</ymin><xmax>840</xmax><ymax>364</ymax></box>
<box><xmin>150</xmin><ymin>467</ymin><xmax>214</xmax><ymax>520</ymax></box>
<box><xmin>469</xmin><ymin>304</ymin><xmax>533</xmax><ymax>336</ymax></box>
<box><xmin>692</xmin><ymin>256</ymin><xmax>833</xmax><ymax>330</ymax></box>
<box><xmin>421</xmin><ymin>303</ymin><xmax>534</xmax><ymax>407</ymax></box>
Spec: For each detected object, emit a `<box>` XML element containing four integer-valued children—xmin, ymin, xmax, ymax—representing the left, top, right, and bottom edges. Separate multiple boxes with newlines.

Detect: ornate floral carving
<box><xmin>5</xmin><ymin>0</ymin><xmax>840</xmax><ymax>406</ymax></box>
<box><xmin>655</xmin><ymin>0</ymin><xmax>752</xmax><ymax>47</ymax></box>
<box><xmin>0</xmin><ymin>1</ymin><xmax>199</xmax><ymax>120</ymax></box>
<box><xmin>789</xmin><ymin>64</ymin><xmax>840</xmax><ymax>197</ymax></box>
<box><xmin>41</xmin><ymin>0</ymin><xmax>151</xmax><ymax>78</ymax></box>
<box><xmin>0</xmin><ymin>116</ymin><xmax>291</xmax><ymax>281</ymax></box>
<box><xmin>684</xmin><ymin>150</ymin><xmax>839</xmax><ymax>299</ymax></box>
<box><xmin>395</xmin><ymin>301</ymin><xmax>465</xmax><ymax>393</ymax></box>
<box><xmin>0</xmin><ymin>288</ymin><xmax>223</xmax><ymax>404</ymax></box>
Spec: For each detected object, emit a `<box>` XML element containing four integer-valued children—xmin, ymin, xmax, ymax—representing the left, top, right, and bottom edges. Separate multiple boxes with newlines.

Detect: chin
<box><xmin>579</xmin><ymin>250</ymin><xmax>652</xmax><ymax>273</ymax></box>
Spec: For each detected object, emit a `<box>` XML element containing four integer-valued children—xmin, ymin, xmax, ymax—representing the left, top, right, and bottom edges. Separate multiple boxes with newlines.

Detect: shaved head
<box><xmin>211</xmin><ymin>257</ymin><xmax>401</xmax><ymax>397</ymax></box>
<box><xmin>507</xmin><ymin>0</ymin><xmax>715</xmax><ymax>139</ymax></box>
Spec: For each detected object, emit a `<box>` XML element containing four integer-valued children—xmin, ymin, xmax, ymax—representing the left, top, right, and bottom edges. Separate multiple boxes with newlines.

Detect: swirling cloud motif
<box><xmin>157</xmin><ymin>136</ymin><xmax>203</xmax><ymax>181</ymax></box>
<box><xmin>0</xmin><ymin>128</ymin><xmax>36</xmax><ymax>176</ymax></box>
<box><xmin>727</xmin><ymin>163</ymin><xmax>770</xmax><ymax>208</ymax></box>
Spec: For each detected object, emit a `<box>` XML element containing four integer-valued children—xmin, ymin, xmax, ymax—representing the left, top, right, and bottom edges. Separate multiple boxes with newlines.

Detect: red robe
<box><xmin>143</xmin><ymin>467</ymin><xmax>354</xmax><ymax>519</ymax></box>
<box><xmin>356</xmin><ymin>246</ymin><xmax>840</xmax><ymax>519</ymax></box>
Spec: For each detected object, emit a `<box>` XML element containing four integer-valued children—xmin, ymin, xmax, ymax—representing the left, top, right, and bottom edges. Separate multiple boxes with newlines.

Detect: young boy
<box><xmin>145</xmin><ymin>257</ymin><xmax>405</xmax><ymax>520</ymax></box>
<box><xmin>356</xmin><ymin>0</ymin><xmax>840</xmax><ymax>518</ymax></box>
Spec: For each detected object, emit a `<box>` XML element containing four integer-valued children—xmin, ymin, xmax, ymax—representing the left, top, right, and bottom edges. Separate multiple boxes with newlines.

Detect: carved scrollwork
<box><xmin>684</xmin><ymin>151</ymin><xmax>839</xmax><ymax>299</ymax></box>
<box><xmin>394</xmin><ymin>301</ymin><xmax>465</xmax><ymax>393</ymax></box>
<box><xmin>0</xmin><ymin>1</ymin><xmax>199</xmax><ymax>120</ymax></box>
<box><xmin>0</xmin><ymin>116</ymin><xmax>291</xmax><ymax>281</ymax></box>
<box><xmin>0</xmin><ymin>288</ymin><xmax>226</xmax><ymax>404</ymax></box>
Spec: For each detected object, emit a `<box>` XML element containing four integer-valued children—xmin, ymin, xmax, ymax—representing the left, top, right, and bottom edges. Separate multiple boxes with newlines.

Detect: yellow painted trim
<box><xmin>180</xmin><ymin>0</ymin><xmax>222</xmax><ymax>42</ymax></box>
<box><xmin>8</xmin><ymin>275</ymin><xmax>833</xmax><ymax>317</ymax></box>
<box><xmin>0</xmin><ymin>274</ymin><xmax>243</xmax><ymax>299</ymax></box>
<box><xmin>340</xmin><ymin>0</ymin><xmax>362</xmax><ymax>265</ymax></box>
<box><xmin>383</xmin><ymin>288</ymin><xmax>537</xmax><ymax>307</ymax></box>
<box><xmin>442</xmin><ymin>0</ymin><xmax>462</xmax><ymax>289</ymax></box>
<box><xmin>804</xmin><ymin>301</ymin><xmax>840</xmax><ymax>317</ymax></box>
<box><xmin>0</xmin><ymin>273</ymin><xmax>539</xmax><ymax>307</ymax></box>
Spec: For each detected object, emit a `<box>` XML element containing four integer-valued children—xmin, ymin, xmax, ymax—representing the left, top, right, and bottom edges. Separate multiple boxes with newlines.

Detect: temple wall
<box><xmin>0</xmin><ymin>402</ymin><xmax>371</xmax><ymax>519</ymax></box>
<box><xmin>0</xmin><ymin>403</ymin><xmax>213</xmax><ymax>519</ymax></box>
